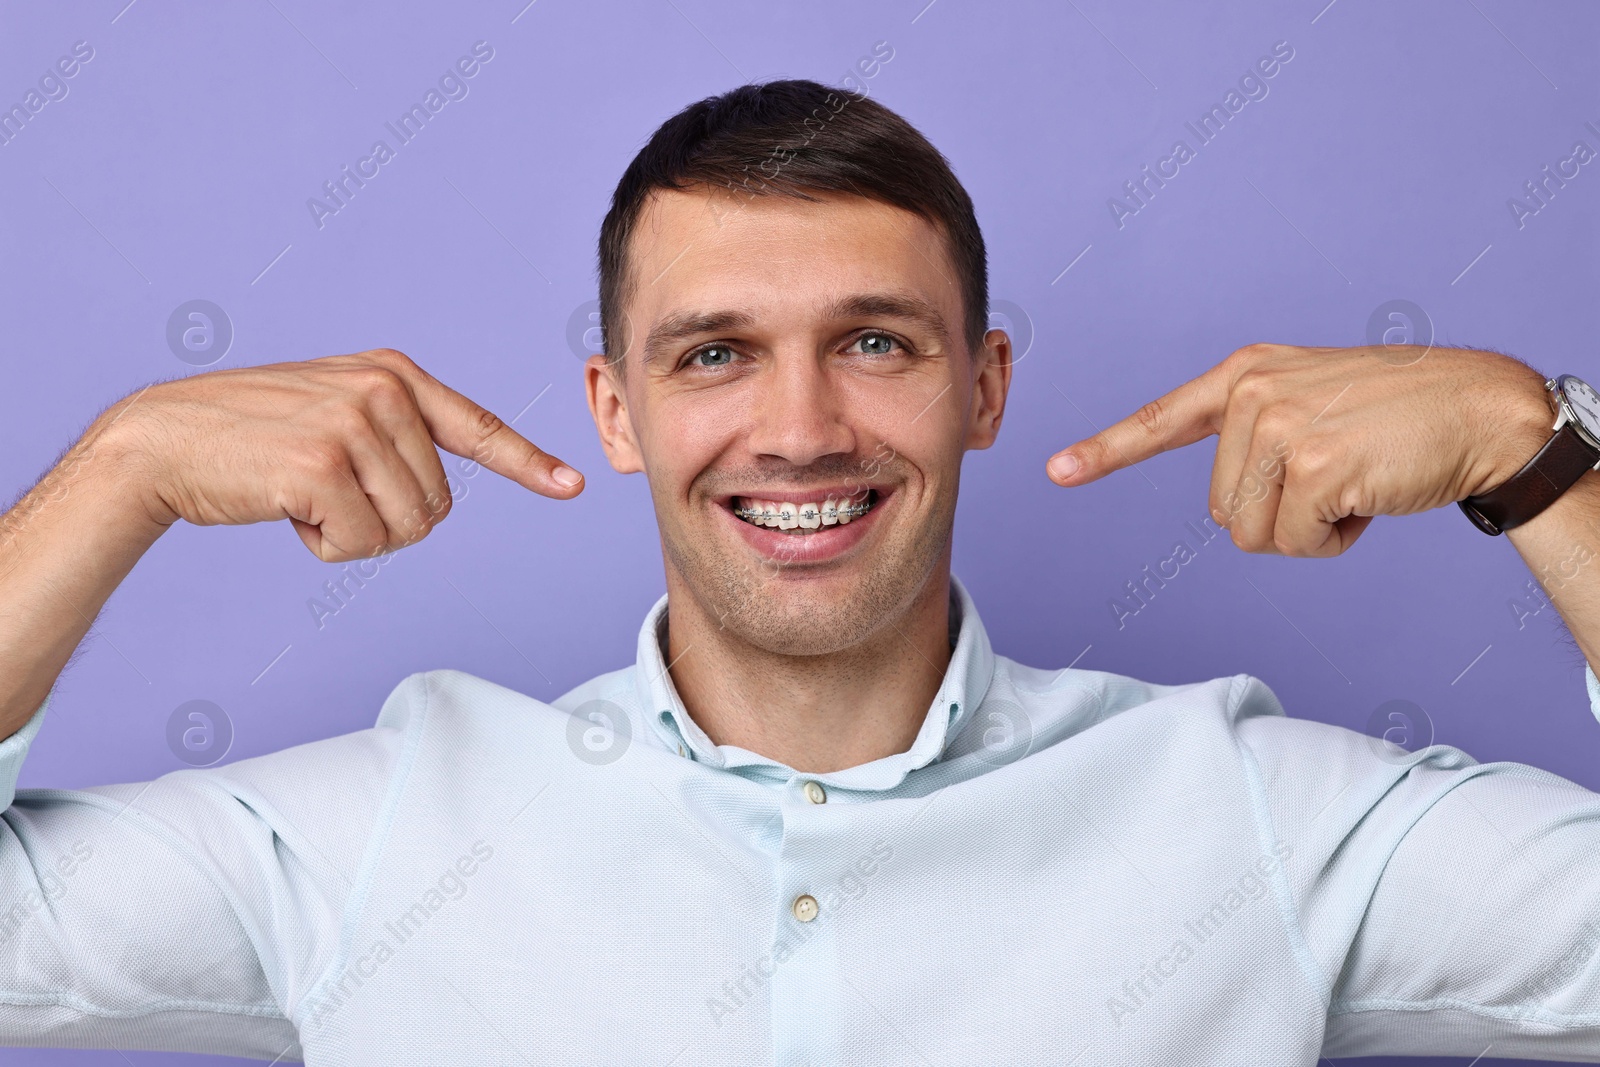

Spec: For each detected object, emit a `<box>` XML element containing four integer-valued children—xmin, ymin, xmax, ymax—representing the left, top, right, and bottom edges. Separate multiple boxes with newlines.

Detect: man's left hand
<box><xmin>1047</xmin><ymin>344</ymin><xmax>1557</xmax><ymax>556</ymax></box>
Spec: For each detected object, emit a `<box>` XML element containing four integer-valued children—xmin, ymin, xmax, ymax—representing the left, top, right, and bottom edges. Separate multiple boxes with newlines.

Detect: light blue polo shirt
<box><xmin>0</xmin><ymin>575</ymin><xmax>1597</xmax><ymax>1064</ymax></box>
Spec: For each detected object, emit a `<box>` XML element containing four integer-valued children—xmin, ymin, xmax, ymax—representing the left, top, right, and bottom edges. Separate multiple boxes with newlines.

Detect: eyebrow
<box><xmin>641</xmin><ymin>291</ymin><xmax>952</xmax><ymax>365</ymax></box>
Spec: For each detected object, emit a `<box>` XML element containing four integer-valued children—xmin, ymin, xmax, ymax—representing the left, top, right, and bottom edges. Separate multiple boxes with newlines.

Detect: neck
<box><xmin>662</xmin><ymin>564</ymin><xmax>954</xmax><ymax>774</ymax></box>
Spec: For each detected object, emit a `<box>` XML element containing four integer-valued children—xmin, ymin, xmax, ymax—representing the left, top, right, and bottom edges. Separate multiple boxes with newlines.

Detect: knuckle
<box><xmin>424</xmin><ymin>486</ymin><xmax>453</xmax><ymax>519</ymax></box>
<box><xmin>350</xmin><ymin>365</ymin><xmax>405</xmax><ymax>400</ymax></box>
<box><xmin>363</xmin><ymin>347</ymin><xmax>413</xmax><ymax>369</ymax></box>
<box><xmin>1078</xmin><ymin>436</ymin><xmax>1111</xmax><ymax>471</ymax></box>
<box><xmin>472</xmin><ymin>406</ymin><xmax>505</xmax><ymax>439</ymax></box>
<box><xmin>1254</xmin><ymin>406</ymin><xmax>1292</xmax><ymax>435</ymax></box>
<box><xmin>322</xmin><ymin>538</ymin><xmax>364</xmax><ymax>564</ymax></box>
<box><xmin>364</xmin><ymin>376</ymin><xmax>413</xmax><ymax>421</ymax></box>
<box><xmin>326</xmin><ymin>402</ymin><xmax>375</xmax><ymax>441</ymax></box>
<box><xmin>399</xmin><ymin>493</ymin><xmax>449</xmax><ymax>542</ymax></box>
<box><xmin>296</xmin><ymin>446</ymin><xmax>347</xmax><ymax>483</ymax></box>
<box><xmin>470</xmin><ymin>408</ymin><xmax>508</xmax><ymax>460</ymax></box>
<box><xmin>1233</xmin><ymin>369</ymin><xmax>1273</xmax><ymax>403</ymax></box>
<box><xmin>1293</xmin><ymin>442</ymin><xmax>1334</xmax><ymax>477</ymax></box>
<box><xmin>394</xmin><ymin>507</ymin><xmax>424</xmax><ymax>540</ymax></box>
<box><xmin>1236</xmin><ymin>527</ymin><xmax>1271</xmax><ymax>553</ymax></box>
<box><xmin>394</xmin><ymin>522</ymin><xmax>427</xmax><ymax>548</ymax></box>
<box><xmin>1254</xmin><ymin>412</ymin><xmax>1294</xmax><ymax>451</ymax></box>
<box><xmin>1133</xmin><ymin>398</ymin><xmax>1167</xmax><ymax>441</ymax></box>
<box><xmin>419</xmin><ymin>499</ymin><xmax>451</xmax><ymax>533</ymax></box>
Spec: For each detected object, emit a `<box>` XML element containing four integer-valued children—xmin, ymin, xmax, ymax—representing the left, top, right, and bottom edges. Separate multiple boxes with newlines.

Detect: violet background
<box><xmin>1</xmin><ymin>1</ymin><xmax>1597</xmax><ymax>1064</ymax></box>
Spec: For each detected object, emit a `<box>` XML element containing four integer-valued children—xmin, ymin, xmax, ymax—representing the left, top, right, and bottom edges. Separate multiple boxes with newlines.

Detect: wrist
<box><xmin>74</xmin><ymin>411</ymin><xmax>177</xmax><ymax>541</ymax></box>
<box><xmin>1475</xmin><ymin>371</ymin><xmax>1560</xmax><ymax>496</ymax></box>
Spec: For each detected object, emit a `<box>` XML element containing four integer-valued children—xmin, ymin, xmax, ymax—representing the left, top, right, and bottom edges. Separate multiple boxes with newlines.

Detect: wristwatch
<box><xmin>1458</xmin><ymin>374</ymin><xmax>1600</xmax><ymax>535</ymax></box>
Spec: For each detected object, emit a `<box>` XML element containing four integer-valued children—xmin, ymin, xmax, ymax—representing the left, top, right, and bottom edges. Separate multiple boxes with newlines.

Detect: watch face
<box><xmin>1560</xmin><ymin>377</ymin><xmax>1600</xmax><ymax>443</ymax></box>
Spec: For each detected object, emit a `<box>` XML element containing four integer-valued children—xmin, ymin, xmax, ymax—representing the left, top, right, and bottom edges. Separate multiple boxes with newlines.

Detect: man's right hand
<box><xmin>0</xmin><ymin>347</ymin><xmax>582</xmax><ymax>735</ymax></box>
<box><xmin>103</xmin><ymin>347</ymin><xmax>584</xmax><ymax>561</ymax></box>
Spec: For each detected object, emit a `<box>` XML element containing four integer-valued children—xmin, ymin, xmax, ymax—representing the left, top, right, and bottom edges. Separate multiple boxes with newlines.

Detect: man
<box><xmin>0</xmin><ymin>77</ymin><xmax>1597</xmax><ymax>1064</ymax></box>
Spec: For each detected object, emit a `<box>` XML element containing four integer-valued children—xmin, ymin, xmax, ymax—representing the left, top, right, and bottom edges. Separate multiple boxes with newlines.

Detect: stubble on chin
<box><xmin>659</xmin><ymin>498</ymin><xmax>955</xmax><ymax>659</ymax></box>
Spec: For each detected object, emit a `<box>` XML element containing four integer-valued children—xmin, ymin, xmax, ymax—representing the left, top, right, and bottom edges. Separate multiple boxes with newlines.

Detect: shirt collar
<box><xmin>630</xmin><ymin>575</ymin><xmax>996</xmax><ymax>791</ymax></box>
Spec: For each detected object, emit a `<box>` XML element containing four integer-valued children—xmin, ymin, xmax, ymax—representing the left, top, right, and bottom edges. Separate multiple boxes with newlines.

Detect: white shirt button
<box><xmin>792</xmin><ymin>894</ymin><xmax>819</xmax><ymax>922</ymax></box>
<box><xmin>676</xmin><ymin>743</ymin><xmax>687</xmax><ymax>758</ymax></box>
<box><xmin>802</xmin><ymin>780</ymin><xmax>827</xmax><ymax>804</ymax></box>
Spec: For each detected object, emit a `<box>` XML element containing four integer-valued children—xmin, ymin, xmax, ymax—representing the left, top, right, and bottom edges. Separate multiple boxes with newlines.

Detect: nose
<box><xmin>744</xmin><ymin>350</ymin><xmax>855</xmax><ymax>466</ymax></box>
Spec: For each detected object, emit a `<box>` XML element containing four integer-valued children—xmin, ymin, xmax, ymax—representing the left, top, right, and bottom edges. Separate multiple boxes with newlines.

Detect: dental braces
<box><xmin>729</xmin><ymin>502</ymin><xmax>870</xmax><ymax>521</ymax></box>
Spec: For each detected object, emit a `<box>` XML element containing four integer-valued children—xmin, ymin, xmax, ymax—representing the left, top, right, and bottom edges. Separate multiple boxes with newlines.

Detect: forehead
<box><xmin>621</xmin><ymin>186</ymin><xmax>961</xmax><ymax>349</ymax></box>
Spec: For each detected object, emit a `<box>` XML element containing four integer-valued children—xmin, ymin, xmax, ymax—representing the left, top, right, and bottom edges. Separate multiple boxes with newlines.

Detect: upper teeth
<box><xmin>733</xmin><ymin>495</ymin><xmax>872</xmax><ymax>530</ymax></box>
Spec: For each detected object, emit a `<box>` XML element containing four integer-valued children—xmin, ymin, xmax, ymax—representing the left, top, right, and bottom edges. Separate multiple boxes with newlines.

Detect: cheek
<box><xmin>843</xmin><ymin>365</ymin><xmax>953</xmax><ymax>421</ymax></box>
<box><xmin>846</xmin><ymin>379</ymin><xmax>968</xmax><ymax>473</ymax></box>
<box><xmin>635</xmin><ymin>395</ymin><xmax>741</xmax><ymax>491</ymax></box>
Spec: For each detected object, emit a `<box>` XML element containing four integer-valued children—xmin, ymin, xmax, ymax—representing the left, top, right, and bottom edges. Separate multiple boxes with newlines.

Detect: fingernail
<box><xmin>551</xmin><ymin>466</ymin><xmax>583</xmax><ymax>488</ymax></box>
<box><xmin>1048</xmin><ymin>453</ymin><xmax>1080</xmax><ymax>482</ymax></box>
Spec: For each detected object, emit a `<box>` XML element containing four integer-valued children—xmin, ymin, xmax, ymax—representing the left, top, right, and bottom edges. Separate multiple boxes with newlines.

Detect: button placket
<box><xmin>770</xmin><ymin>802</ymin><xmax>845</xmax><ymax>1066</ymax></box>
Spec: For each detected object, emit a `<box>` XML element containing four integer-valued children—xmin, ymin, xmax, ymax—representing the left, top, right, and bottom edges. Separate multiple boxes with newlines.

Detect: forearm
<box><xmin>0</xmin><ymin>414</ymin><xmax>167</xmax><ymax>738</ymax></box>
<box><xmin>1506</xmin><ymin>468</ymin><xmax>1600</xmax><ymax>670</ymax></box>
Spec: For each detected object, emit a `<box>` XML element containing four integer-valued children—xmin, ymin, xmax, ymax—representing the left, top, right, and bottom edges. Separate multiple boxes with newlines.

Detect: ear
<box><xmin>964</xmin><ymin>327</ymin><xmax>1013</xmax><ymax>450</ymax></box>
<box><xmin>585</xmin><ymin>354</ymin><xmax>645</xmax><ymax>474</ymax></box>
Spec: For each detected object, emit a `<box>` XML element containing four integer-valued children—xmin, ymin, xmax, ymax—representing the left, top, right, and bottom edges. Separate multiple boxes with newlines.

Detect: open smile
<box><xmin>716</xmin><ymin>487</ymin><xmax>890</xmax><ymax>565</ymax></box>
<box><xmin>730</xmin><ymin>489</ymin><xmax>878</xmax><ymax>532</ymax></box>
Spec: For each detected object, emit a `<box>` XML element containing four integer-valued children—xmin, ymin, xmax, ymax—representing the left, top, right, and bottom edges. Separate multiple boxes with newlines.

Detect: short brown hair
<box><xmin>596</xmin><ymin>78</ymin><xmax>988</xmax><ymax>371</ymax></box>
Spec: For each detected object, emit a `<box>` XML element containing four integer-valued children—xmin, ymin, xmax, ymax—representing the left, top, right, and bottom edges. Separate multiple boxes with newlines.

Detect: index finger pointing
<box><xmin>386</xmin><ymin>354</ymin><xmax>584</xmax><ymax>499</ymax></box>
<box><xmin>1047</xmin><ymin>364</ymin><xmax>1230</xmax><ymax>486</ymax></box>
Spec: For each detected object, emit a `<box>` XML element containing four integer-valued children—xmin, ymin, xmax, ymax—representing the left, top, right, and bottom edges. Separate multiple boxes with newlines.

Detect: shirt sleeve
<box><xmin>0</xmin><ymin>677</ymin><xmax>415</xmax><ymax>1060</ymax></box>
<box><xmin>1233</xmin><ymin>669</ymin><xmax>1600</xmax><ymax>1060</ymax></box>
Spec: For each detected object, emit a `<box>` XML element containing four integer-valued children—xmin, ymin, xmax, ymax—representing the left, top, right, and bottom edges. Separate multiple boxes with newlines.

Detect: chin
<box><xmin>717</xmin><ymin>590</ymin><xmax>888</xmax><ymax>658</ymax></box>
<box><xmin>670</xmin><ymin>537</ymin><xmax>948</xmax><ymax>661</ymax></box>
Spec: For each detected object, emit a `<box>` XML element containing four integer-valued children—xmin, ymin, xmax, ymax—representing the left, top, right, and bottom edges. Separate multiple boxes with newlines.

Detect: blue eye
<box><xmin>691</xmin><ymin>345</ymin><xmax>735</xmax><ymax>367</ymax></box>
<box><xmin>855</xmin><ymin>333</ymin><xmax>898</xmax><ymax>356</ymax></box>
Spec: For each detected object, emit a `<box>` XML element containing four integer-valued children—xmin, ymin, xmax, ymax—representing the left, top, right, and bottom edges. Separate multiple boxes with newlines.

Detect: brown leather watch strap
<box><xmin>1459</xmin><ymin>422</ymin><xmax>1600</xmax><ymax>535</ymax></box>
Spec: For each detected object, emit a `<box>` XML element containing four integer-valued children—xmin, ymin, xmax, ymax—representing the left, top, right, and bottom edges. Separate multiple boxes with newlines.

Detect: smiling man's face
<box><xmin>586</xmin><ymin>184</ymin><xmax>1010</xmax><ymax>658</ymax></box>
